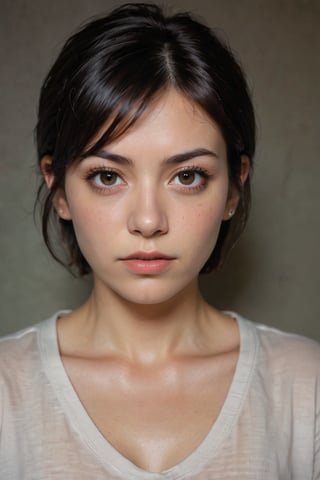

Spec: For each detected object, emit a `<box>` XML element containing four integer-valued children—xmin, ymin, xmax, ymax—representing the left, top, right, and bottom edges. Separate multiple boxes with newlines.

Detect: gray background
<box><xmin>0</xmin><ymin>0</ymin><xmax>319</xmax><ymax>339</ymax></box>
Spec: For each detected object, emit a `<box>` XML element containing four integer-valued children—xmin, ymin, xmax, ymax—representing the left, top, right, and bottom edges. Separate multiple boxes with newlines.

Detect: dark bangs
<box><xmin>37</xmin><ymin>10</ymin><xmax>177</xmax><ymax>172</ymax></box>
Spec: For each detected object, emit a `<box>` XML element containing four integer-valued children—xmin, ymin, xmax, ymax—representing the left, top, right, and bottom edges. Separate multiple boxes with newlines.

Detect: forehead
<box><xmin>91</xmin><ymin>89</ymin><xmax>227</xmax><ymax>158</ymax></box>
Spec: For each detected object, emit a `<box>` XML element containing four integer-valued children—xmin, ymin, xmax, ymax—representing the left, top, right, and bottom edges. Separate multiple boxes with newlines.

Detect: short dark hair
<box><xmin>36</xmin><ymin>2</ymin><xmax>256</xmax><ymax>275</ymax></box>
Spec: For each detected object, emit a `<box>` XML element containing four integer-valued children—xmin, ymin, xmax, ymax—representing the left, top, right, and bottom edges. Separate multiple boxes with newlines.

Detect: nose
<box><xmin>127</xmin><ymin>184</ymin><xmax>169</xmax><ymax>238</ymax></box>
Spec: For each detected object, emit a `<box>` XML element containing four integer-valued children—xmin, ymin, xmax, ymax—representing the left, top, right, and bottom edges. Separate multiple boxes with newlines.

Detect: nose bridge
<box><xmin>127</xmin><ymin>179</ymin><xmax>168</xmax><ymax>237</ymax></box>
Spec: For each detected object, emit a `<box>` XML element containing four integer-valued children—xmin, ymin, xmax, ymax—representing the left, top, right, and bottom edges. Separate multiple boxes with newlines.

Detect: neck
<box><xmin>61</xmin><ymin>276</ymin><xmax>220</xmax><ymax>364</ymax></box>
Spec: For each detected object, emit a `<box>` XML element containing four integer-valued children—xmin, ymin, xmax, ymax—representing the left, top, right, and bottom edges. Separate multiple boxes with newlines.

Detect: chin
<box><xmin>102</xmin><ymin>276</ymin><xmax>196</xmax><ymax>307</ymax></box>
<box><xmin>116</xmin><ymin>286</ymin><xmax>181</xmax><ymax>306</ymax></box>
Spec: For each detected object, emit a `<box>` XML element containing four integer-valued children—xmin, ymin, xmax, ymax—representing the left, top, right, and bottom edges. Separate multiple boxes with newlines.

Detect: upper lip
<box><xmin>121</xmin><ymin>251</ymin><xmax>175</xmax><ymax>260</ymax></box>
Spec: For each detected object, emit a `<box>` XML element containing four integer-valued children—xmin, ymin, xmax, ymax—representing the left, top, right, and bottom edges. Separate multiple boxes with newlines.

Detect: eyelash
<box><xmin>84</xmin><ymin>165</ymin><xmax>210</xmax><ymax>194</ymax></box>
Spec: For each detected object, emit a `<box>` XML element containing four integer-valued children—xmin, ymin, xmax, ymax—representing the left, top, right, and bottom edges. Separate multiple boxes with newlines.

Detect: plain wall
<box><xmin>0</xmin><ymin>0</ymin><xmax>319</xmax><ymax>339</ymax></box>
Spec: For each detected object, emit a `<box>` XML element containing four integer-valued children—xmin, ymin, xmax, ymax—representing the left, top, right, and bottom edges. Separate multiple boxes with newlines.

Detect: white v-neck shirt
<box><xmin>0</xmin><ymin>311</ymin><xmax>319</xmax><ymax>479</ymax></box>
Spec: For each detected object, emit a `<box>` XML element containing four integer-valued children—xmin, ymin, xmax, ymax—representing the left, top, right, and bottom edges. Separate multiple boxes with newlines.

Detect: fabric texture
<box><xmin>0</xmin><ymin>311</ymin><xmax>319</xmax><ymax>479</ymax></box>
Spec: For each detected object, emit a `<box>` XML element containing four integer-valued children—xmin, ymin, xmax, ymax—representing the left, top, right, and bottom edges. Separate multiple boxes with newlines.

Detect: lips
<box><xmin>120</xmin><ymin>251</ymin><xmax>175</xmax><ymax>274</ymax></box>
<box><xmin>122</xmin><ymin>251</ymin><xmax>174</xmax><ymax>261</ymax></box>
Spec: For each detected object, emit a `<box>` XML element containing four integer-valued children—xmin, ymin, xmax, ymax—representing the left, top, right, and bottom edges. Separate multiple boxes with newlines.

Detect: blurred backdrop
<box><xmin>0</xmin><ymin>0</ymin><xmax>319</xmax><ymax>339</ymax></box>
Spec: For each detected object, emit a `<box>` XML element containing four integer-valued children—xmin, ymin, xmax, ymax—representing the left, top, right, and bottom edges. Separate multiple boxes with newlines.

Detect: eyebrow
<box><xmin>89</xmin><ymin>147</ymin><xmax>219</xmax><ymax>165</ymax></box>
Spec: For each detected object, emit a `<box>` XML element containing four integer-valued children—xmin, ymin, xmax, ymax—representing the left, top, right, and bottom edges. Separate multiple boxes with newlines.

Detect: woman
<box><xmin>1</xmin><ymin>3</ymin><xmax>319</xmax><ymax>478</ymax></box>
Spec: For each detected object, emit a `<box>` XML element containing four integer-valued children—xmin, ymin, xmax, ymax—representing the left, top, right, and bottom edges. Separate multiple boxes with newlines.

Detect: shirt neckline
<box><xmin>39</xmin><ymin>310</ymin><xmax>258</xmax><ymax>479</ymax></box>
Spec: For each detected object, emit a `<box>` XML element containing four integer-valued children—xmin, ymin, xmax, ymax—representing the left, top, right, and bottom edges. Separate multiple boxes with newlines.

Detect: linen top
<box><xmin>0</xmin><ymin>311</ymin><xmax>319</xmax><ymax>479</ymax></box>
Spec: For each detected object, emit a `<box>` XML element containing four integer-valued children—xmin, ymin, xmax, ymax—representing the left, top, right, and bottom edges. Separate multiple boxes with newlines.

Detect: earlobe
<box><xmin>40</xmin><ymin>155</ymin><xmax>72</xmax><ymax>220</ymax></box>
<box><xmin>223</xmin><ymin>155</ymin><xmax>251</xmax><ymax>220</ymax></box>
<box><xmin>53</xmin><ymin>191</ymin><xmax>72</xmax><ymax>220</ymax></box>
<box><xmin>222</xmin><ymin>185</ymin><xmax>239</xmax><ymax>221</ymax></box>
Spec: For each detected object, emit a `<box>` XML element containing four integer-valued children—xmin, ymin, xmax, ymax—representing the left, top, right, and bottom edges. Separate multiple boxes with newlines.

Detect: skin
<box><xmin>42</xmin><ymin>88</ymin><xmax>250</xmax><ymax>472</ymax></box>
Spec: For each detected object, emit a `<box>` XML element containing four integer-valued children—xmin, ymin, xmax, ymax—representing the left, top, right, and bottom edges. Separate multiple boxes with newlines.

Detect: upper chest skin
<box><xmin>61</xmin><ymin>347</ymin><xmax>239</xmax><ymax>473</ymax></box>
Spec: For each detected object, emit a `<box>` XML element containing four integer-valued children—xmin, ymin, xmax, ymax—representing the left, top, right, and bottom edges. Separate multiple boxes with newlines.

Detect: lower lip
<box><xmin>122</xmin><ymin>258</ymin><xmax>174</xmax><ymax>274</ymax></box>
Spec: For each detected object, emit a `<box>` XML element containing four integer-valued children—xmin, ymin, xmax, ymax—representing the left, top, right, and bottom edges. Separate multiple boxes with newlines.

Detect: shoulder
<box><xmin>0</xmin><ymin>323</ymin><xmax>43</xmax><ymax>387</ymax></box>
<box><xmin>253</xmin><ymin>320</ymin><xmax>320</xmax><ymax>376</ymax></box>
<box><xmin>0</xmin><ymin>311</ymin><xmax>64</xmax><ymax>384</ymax></box>
<box><xmin>0</xmin><ymin>324</ymin><xmax>44</xmax><ymax>425</ymax></box>
<box><xmin>243</xmin><ymin>318</ymin><xmax>320</xmax><ymax>471</ymax></box>
<box><xmin>239</xmin><ymin>316</ymin><xmax>320</xmax><ymax>413</ymax></box>
<box><xmin>233</xmin><ymin>312</ymin><xmax>320</xmax><ymax>373</ymax></box>
<box><xmin>0</xmin><ymin>323</ymin><xmax>39</xmax><ymax>361</ymax></box>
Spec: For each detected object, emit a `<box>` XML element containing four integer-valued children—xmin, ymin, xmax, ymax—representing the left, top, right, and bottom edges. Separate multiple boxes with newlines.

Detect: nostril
<box><xmin>128</xmin><ymin>212</ymin><xmax>169</xmax><ymax>237</ymax></box>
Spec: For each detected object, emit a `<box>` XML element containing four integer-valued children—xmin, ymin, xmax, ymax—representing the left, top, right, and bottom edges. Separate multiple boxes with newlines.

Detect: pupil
<box><xmin>101</xmin><ymin>172</ymin><xmax>115</xmax><ymax>185</ymax></box>
<box><xmin>180</xmin><ymin>171</ymin><xmax>195</xmax><ymax>185</ymax></box>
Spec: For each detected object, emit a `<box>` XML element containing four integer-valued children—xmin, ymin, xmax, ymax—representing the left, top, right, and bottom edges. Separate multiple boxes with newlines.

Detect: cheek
<box><xmin>66</xmin><ymin>198</ymin><xmax>121</xmax><ymax>250</ymax></box>
<box><xmin>179</xmin><ymin>201</ymin><xmax>226</xmax><ymax>254</ymax></box>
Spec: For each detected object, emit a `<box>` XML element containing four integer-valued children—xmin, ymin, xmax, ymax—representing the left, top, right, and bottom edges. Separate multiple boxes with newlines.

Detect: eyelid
<box><xmin>84</xmin><ymin>166</ymin><xmax>124</xmax><ymax>181</ymax></box>
<box><xmin>84</xmin><ymin>164</ymin><xmax>121</xmax><ymax>176</ymax></box>
<box><xmin>170</xmin><ymin>165</ymin><xmax>210</xmax><ymax>179</ymax></box>
<box><xmin>173</xmin><ymin>165</ymin><xmax>209</xmax><ymax>174</ymax></box>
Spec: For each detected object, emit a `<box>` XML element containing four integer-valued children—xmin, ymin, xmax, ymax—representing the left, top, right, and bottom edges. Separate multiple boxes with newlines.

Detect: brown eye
<box><xmin>99</xmin><ymin>171</ymin><xmax>118</xmax><ymax>185</ymax></box>
<box><xmin>177</xmin><ymin>171</ymin><xmax>196</xmax><ymax>185</ymax></box>
<box><xmin>86</xmin><ymin>169</ymin><xmax>125</xmax><ymax>190</ymax></box>
<box><xmin>170</xmin><ymin>168</ymin><xmax>208</xmax><ymax>192</ymax></box>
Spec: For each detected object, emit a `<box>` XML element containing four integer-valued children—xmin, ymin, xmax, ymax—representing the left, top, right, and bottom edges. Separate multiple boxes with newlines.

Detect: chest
<box><xmin>62</xmin><ymin>354</ymin><xmax>237</xmax><ymax>472</ymax></box>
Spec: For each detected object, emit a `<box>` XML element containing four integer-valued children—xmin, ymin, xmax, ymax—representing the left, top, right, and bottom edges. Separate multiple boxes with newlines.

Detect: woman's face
<box><xmin>50</xmin><ymin>89</ymin><xmax>239</xmax><ymax>305</ymax></box>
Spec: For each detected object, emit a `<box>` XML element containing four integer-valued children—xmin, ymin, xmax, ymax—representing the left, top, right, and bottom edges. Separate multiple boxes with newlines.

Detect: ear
<box><xmin>40</xmin><ymin>155</ymin><xmax>72</xmax><ymax>220</ymax></box>
<box><xmin>223</xmin><ymin>155</ymin><xmax>250</xmax><ymax>220</ymax></box>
